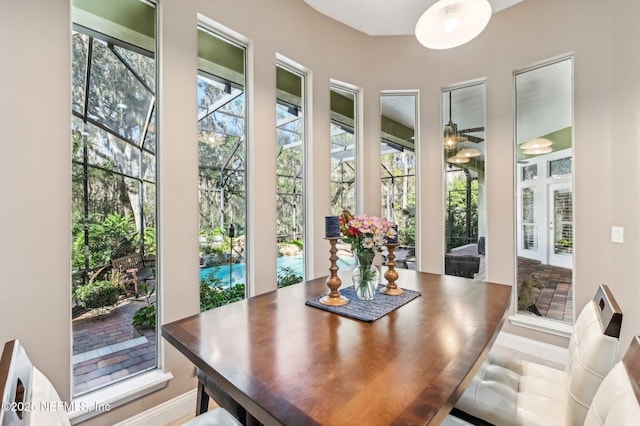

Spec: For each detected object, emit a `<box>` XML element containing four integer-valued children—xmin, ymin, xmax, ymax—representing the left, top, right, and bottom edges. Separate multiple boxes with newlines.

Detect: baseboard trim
<box><xmin>113</xmin><ymin>388</ymin><xmax>196</xmax><ymax>426</ymax></box>
<box><xmin>496</xmin><ymin>331</ymin><xmax>569</xmax><ymax>367</ymax></box>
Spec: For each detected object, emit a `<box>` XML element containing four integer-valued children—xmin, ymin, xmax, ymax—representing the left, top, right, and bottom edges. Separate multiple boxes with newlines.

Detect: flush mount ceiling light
<box><xmin>447</xmin><ymin>155</ymin><xmax>470</xmax><ymax>164</ymax></box>
<box><xmin>456</xmin><ymin>147</ymin><xmax>481</xmax><ymax>158</ymax></box>
<box><xmin>520</xmin><ymin>137</ymin><xmax>553</xmax><ymax>150</ymax></box>
<box><xmin>523</xmin><ymin>146</ymin><xmax>553</xmax><ymax>155</ymax></box>
<box><xmin>415</xmin><ymin>0</ymin><xmax>492</xmax><ymax>50</ymax></box>
<box><xmin>521</xmin><ymin>137</ymin><xmax>553</xmax><ymax>155</ymax></box>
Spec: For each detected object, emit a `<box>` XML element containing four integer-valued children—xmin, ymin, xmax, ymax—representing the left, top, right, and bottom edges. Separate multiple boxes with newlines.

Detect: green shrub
<box><xmin>73</xmin><ymin>280</ymin><xmax>119</xmax><ymax>310</ymax></box>
<box><xmin>143</xmin><ymin>227</ymin><xmax>157</xmax><ymax>255</ymax></box>
<box><xmin>72</xmin><ymin>212</ymin><xmax>140</xmax><ymax>270</ymax></box>
<box><xmin>277</xmin><ymin>267</ymin><xmax>303</xmax><ymax>288</ymax></box>
<box><xmin>200</xmin><ymin>276</ymin><xmax>245</xmax><ymax>311</ymax></box>
<box><xmin>287</xmin><ymin>239</ymin><xmax>303</xmax><ymax>250</ymax></box>
<box><xmin>132</xmin><ymin>305</ymin><xmax>156</xmax><ymax>329</ymax></box>
<box><xmin>132</xmin><ymin>283</ymin><xmax>156</xmax><ymax>329</ymax></box>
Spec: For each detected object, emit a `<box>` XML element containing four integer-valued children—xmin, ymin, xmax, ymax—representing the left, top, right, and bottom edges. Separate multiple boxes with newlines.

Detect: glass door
<box><xmin>548</xmin><ymin>182</ymin><xmax>572</xmax><ymax>268</ymax></box>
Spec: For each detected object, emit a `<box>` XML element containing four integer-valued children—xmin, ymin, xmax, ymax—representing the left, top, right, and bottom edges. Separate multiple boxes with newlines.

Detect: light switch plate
<box><xmin>611</xmin><ymin>226</ymin><xmax>624</xmax><ymax>243</ymax></box>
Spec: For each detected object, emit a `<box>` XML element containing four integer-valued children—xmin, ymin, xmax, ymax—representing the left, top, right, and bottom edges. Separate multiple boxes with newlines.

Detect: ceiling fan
<box><xmin>443</xmin><ymin>91</ymin><xmax>485</xmax><ymax>151</ymax></box>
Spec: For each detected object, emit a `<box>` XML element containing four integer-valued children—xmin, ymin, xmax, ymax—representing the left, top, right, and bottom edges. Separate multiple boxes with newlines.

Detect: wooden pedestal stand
<box><xmin>320</xmin><ymin>237</ymin><xmax>349</xmax><ymax>306</ymax></box>
<box><xmin>381</xmin><ymin>243</ymin><xmax>403</xmax><ymax>296</ymax></box>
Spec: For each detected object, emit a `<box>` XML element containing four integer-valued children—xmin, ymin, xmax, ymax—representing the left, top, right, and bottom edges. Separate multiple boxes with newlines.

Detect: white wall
<box><xmin>1</xmin><ymin>0</ymin><xmax>638</xmax><ymax>424</ymax></box>
<box><xmin>1</xmin><ymin>0</ymin><xmax>73</xmax><ymax>400</ymax></box>
<box><xmin>608</xmin><ymin>0</ymin><xmax>640</xmax><ymax>355</ymax></box>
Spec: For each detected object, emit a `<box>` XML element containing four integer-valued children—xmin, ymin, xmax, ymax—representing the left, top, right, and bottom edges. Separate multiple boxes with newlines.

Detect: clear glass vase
<box><xmin>352</xmin><ymin>250</ymin><xmax>379</xmax><ymax>300</ymax></box>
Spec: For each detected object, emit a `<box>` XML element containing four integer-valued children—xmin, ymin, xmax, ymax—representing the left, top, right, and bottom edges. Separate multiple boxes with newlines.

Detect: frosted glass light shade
<box><xmin>415</xmin><ymin>0</ymin><xmax>492</xmax><ymax>50</ymax></box>
<box><xmin>456</xmin><ymin>148</ymin><xmax>481</xmax><ymax>158</ymax></box>
<box><xmin>523</xmin><ymin>146</ymin><xmax>553</xmax><ymax>155</ymax></box>
<box><xmin>520</xmin><ymin>138</ymin><xmax>553</xmax><ymax>149</ymax></box>
<box><xmin>447</xmin><ymin>155</ymin><xmax>470</xmax><ymax>164</ymax></box>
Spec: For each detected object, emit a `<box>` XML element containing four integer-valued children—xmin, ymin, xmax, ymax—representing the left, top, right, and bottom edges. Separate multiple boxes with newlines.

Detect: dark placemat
<box><xmin>305</xmin><ymin>285</ymin><xmax>421</xmax><ymax>322</ymax></box>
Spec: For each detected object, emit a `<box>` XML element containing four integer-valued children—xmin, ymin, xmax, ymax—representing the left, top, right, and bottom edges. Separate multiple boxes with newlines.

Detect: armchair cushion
<box><xmin>452</xmin><ymin>284</ymin><xmax>622</xmax><ymax>426</ymax></box>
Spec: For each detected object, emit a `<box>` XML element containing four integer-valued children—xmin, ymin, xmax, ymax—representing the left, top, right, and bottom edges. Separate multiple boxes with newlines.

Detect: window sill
<box><xmin>508</xmin><ymin>314</ymin><xmax>573</xmax><ymax>338</ymax></box>
<box><xmin>69</xmin><ymin>370</ymin><xmax>173</xmax><ymax>425</ymax></box>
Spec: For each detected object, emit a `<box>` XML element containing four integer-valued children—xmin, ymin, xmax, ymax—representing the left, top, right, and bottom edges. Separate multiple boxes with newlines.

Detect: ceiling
<box><xmin>380</xmin><ymin>60</ymin><xmax>572</xmax><ymax>160</ymax></box>
<box><xmin>302</xmin><ymin>0</ymin><xmax>570</xmax><ymax>161</ymax></box>
<box><xmin>302</xmin><ymin>0</ymin><xmax>524</xmax><ymax>36</ymax></box>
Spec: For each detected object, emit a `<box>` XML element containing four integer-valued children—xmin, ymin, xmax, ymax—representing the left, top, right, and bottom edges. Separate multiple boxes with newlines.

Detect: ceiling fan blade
<box><xmin>458</xmin><ymin>126</ymin><xmax>485</xmax><ymax>133</ymax></box>
<box><xmin>465</xmin><ymin>135</ymin><xmax>485</xmax><ymax>143</ymax></box>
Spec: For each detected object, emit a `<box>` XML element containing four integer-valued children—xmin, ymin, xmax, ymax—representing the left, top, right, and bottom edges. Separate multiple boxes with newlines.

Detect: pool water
<box><xmin>200</xmin><ymin>255</ymin><xmax>355</xmax><ymax>287</ymax></box>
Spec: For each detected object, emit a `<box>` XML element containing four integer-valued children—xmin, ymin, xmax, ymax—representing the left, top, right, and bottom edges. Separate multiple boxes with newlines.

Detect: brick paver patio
<box><xmin>446</xmin><ymin>244</ymin><xmax>573</xmax><ymax>323</ymax></box>
<box><xmin>517</xmin><ymin>256</ymin><xmax>573</xmax><ymax>323</ymax></box>
<box><xmin>72</xmin><ymin>295</ymin><xmax>156</xmax><ymax>396</ymax></box>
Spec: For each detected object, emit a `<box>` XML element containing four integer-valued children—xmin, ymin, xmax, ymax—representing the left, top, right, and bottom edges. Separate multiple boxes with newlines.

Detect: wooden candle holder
<box><xmin>320</xmin><ymin>237</ymin><xmax>349</xmax><ymax>306</ymax></box>
<box><xmin>381</xmin><ymin>243</ymin><xmax>403</xmax><ymax>296</ymax></box>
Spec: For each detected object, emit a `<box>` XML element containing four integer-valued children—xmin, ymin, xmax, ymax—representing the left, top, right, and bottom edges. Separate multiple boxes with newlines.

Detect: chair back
<box><xmin>444</xmin><ymin>255</ymin><xmax>480</xmax><ymax>278</ymax></box>
<box><xmin>1</xmin><ymin>340</ymin><xmax>33</xmax><ymax>425</ymax></box>
<box><xmin>0</xmin><ymin>340</ymin><xmax>70</xmax><ymax>426</ymax></box>
<box><xmin>111</xmin><ymin>252</ymin><xmax>145</xmax><ymax>273</ymax></box>
<box><xmin>584</xmin><ymin>336</ymin><xmax>640</xmax><ymax>425</ymax></box>
<box><xmin>565</xmin><ymin>284</ymin><xmax>623</xmax><ymax>425</ymax></box>
<box><xmin>593</xmin><ymin>284</ymin><xmax>623</xmax><ymax>338</ymax></box>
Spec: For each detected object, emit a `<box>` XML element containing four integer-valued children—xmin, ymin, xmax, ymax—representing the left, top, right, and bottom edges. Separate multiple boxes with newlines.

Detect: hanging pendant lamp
<box><xmin>443</xmin><ymin>91</ymin><xmax>466</xmax><ymax>151</ymax></box>
<box><xmin>415</xmin><ymin>0</ymin><xmax>492</xmax><ymax>50</ymax></box>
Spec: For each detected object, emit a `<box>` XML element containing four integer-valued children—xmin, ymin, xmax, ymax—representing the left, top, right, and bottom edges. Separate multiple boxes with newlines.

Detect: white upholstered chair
<box><xmin>449</xmin><ymin>284</ymin><xmax>623</xmax><ymax>426</ymax></box>
<box><xmin>181</xmin><ymin>407</ymin><xmax>242</xmax><ymax>426</ymax></box>
<box><xmin>0</xmin><ymin>339</ymin><xmax>70</xmax><ymax>426</ymax></box>
<box><xmin>193</xmin><ymin>368</ymin><xmax>250</xmax><ymax>425</ymax></box>
<box><xmin>0</xmin><ymin>339</ymin><xmax>239</xmax><ymax>426</ymax></box>
<box><xmin>583</xmin><ymin>335</ymin><xmax>640</xmax><ymax>426</ymax></box>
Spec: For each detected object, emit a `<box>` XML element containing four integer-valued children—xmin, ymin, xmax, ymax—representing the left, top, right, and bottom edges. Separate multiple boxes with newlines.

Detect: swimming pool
<box><xmin>200</xmin><ymin>255</ymin><xmax>355</xmax><ymax>287</ymax></box>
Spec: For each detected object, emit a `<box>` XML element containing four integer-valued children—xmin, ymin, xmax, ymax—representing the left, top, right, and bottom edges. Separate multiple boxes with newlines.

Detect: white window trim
<box><xmin>275</xmin><ymin>55</ymin><xmax>312</xmax><ymax>280</ymax></box>
<box><xmin>508</xmin><ymin>313</ymin><xmax>573</xmax><ymax>338</ymax></box>
<box><xmin>509</xmin><ymin>314</ymin><xmax>573</xmax><ymax>339</ymax></box>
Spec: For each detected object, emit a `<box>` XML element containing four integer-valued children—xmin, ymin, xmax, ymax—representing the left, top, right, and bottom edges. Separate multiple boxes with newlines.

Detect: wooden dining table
<box><xmin>162</xmin><ymin>270</ymin><xmax>511</xmax><ymax>425</ymax></box>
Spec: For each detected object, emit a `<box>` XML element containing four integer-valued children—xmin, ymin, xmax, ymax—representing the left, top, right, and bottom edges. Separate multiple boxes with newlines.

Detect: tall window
<box><xmin>515</xmin><ymin>58</ymin><xmax>573</xmax><ymax>324</ymax></box>
<box><xmin>71</xmin><ymin>0</ymin><xmax>157</xmax><ymax>396</ymax></box>
<box><xmin>330</xmin><ymin>84</ymin><xmax>358</xmax><ymax>215</ymax></box>
<box><xmin>380</xmin><ymin>93</ymin><xmax>417</xmax><ymax>268</ymax></box>
<box><xmin>276</xmin><ymin>63</ymin><xmax>306</xmax><ymax>284</ymax></box>
<box><xmin>197</xmin><ymin>27</ymin><xmax>247</xmax><ymax>309</ymax></box>
<box><xmin>442</xmin><ymin>83</ymin><xmax>486</xmax><ymax>280</ymax></box>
